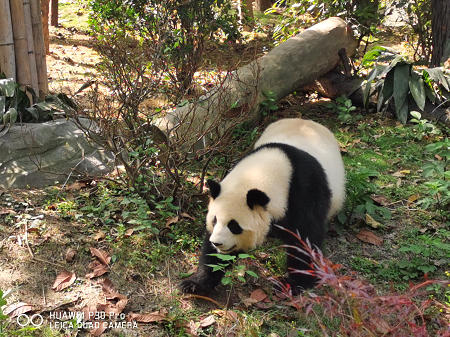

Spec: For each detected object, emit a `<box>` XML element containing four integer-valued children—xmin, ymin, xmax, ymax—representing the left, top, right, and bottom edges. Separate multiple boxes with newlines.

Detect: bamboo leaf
<box><xmin>393</xmin><ymin>64</ymin><xmax>410</xmax><ymax>112</ymax></box>
<box><xmin>409</xmin><ymin>76</ymin><xmax>426</xmax><ymax>110</ymax></box>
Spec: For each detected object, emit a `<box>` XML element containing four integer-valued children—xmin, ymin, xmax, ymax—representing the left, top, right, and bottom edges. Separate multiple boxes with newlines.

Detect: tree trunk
<box><xmin>431</xmin><ymin>0</ymin><xmax>450</xmax><ymax>66</ymax></box>
<box><xmin>158</xmin><ymin>18</ymin><xmax>358</xmax><ymax>150</ymax></box>
<box><xmin>0</xmin><ymin>0</ymin><xmax>15</xmax><ymax>80</ymax></box>
<box><xmin>255</xmin><ymin>0</ymin><xmax>272</xmax><ymax>12</ymax></box>
<box><xmin>51</xmin><ymin>0</ymin><xmax>58</xmax><ymax>27</ymax></box>
<box><xmin>239</xmin><ymin>0</ymin><xmax>253</xmax><ymax>32</ymax></box>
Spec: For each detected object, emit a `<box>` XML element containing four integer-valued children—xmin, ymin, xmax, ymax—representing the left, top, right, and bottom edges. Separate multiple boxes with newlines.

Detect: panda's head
<box><xmin>205</xmin><ymin>179</ymin><xmax>271</xmax><ymax>254</ymax></box>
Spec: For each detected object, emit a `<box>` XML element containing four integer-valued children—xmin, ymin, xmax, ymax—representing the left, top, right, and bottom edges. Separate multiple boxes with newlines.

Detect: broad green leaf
<box><xmin>8</xmin><ymin>107</ymin><xmax>17</xmax><ymax>124</ymax></box>
<box><xmin>361</xmin><ymin>46</ymin><xmax>388</xmax><ymax>66</ymax></box>
<box><xmin>245</xmin><ymin>270</ymin><xmax>258</xmax><ymax>278</ymax></box>
<box><xmin>363</xmin><ymin>66</ymin><xmax>380</xmax><ymax>108</ymax></box>
<box><xmin>424</xmin><ymin>85</ymin><xmax>437</xmax><ymax>104</ymax></box>
<box><xmin>209</xmin><ymin>253</ymin><xmax>236</xmax><ymax>261</ymax></box>
<box><xmin>410</xmin><ymin>111</ymin><xmax>421</xmax><ymax>119</ymax></box>
<box><xmin>0</xmin><ymin>96</ymin><xmax>5</xmax><ymax>120</ymax></box>
<box><xmin>393</xmin><ymin>64</ymin><xmax>410</xmax><ymax>114</ymax></box>
<box><xmin>424</xmin><ymin>67</ymin><xmax>450</xmax><ymax>91</ymax></box>
<box><xmin>0</xmin><ymin>78</ymin><xmax>16</xmax><ymax>97</ymax></box>
<box><xmin>379</xmin><ymin>55</ymin><xmax>405</xmax><ymax>78</ymax></box>
<box><xmin>396</xmin><ymin>101</ymin><xmax>409</xmax><ymax>125</ymax></box>
<box><xmin>25</xmin><ymin>107</ymin><xmax>39</xmax><ymax>122</ymax></box>
<box><xmin>382</xmin><ymin>69</ymin><xmax>395</xmax><ymax>101</ymax></box>
<box><xmin>408</xmin><ymin>76</ymin><xmax>426</xmax><ymax>110</ymax></box>
<box><xmin>376</xmin><ymin>89</ymin><xmax>384</xmax><ymax>112</ymax></box>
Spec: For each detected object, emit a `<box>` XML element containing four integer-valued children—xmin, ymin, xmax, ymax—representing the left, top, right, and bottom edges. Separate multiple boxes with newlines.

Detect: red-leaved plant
<box><xmin>270</xmin><ymin>227</ymin><xmax>450</xmax><ymax>336</ymax></box>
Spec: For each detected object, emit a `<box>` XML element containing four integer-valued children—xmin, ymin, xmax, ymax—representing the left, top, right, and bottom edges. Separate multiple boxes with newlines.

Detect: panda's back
<box><xmin>254</xmin><ymin>118</ymin><xmax>345</xmax><ymax>218</ymax></box>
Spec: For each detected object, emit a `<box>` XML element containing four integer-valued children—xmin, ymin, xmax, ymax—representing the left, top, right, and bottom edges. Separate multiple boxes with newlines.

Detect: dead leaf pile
<box><xmin>86</xmin><ymin>247</ymin><xmax>111</xmax><ymax>279</ymax></box>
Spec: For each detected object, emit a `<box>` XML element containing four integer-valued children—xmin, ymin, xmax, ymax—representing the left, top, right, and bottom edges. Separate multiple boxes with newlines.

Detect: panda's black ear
<box><xmin>207</xmin><ymin>180</ymin><xmax>221</xmax><ymax>199</ymax></box>
<box><xmin>247</xmin><ymin>189</ymin><xmax>270</xmax><ymax>210</ymax></box>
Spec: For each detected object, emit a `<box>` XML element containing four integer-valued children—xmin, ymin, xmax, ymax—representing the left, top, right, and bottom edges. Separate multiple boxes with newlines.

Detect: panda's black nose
<box><xmin>211</xmin><ymin>242</ymin><xmax>223</xmax><ymax>247</ymax></box>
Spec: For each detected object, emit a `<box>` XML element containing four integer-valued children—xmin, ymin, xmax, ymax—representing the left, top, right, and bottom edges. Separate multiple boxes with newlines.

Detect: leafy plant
<box><xmin>337</xmin><ymin>168</ymin><xmax>391</xmax><ymax>231</ymax></box>
<box><xmin>326</xmin><ymin>95</ymin><xmax>361</xmax><ymax>124</ymax></box>
<box><xmin>267</xmin><ymin>0</ymin><xmax>384</xmax><ymax>44</ymax></box>
<box><xmin>89</xmin><ymin>0</ymin><xmax>240</xmax><ymax>92</ymax></box>
<box><xmin>410</xmin><ymin>111</ymin><xmax>440</xmax><ymax>139</ymax></box>
<box><xmin>362</xmin><ymin>46</ymin><xmax>450</xmax><ymax>124</ymax></box>
<box><xmin>260</xmin><ymin>90</ymin><xmax>279</xmax><ymax>115</ymax></box>
<box><xmin>208</xmin><ymin>253</ymin><xmax>258</xmax><ymax>286</ymax></box>
<box><xmin>272</xmin><ymin>230</ymin><xmax>450</xmax><ymax>336</ymax></box>
<box><xmin>418</xmin><ymin>139</ymin><xmax>450</xmax><ymax>218</ymax></box>
<box><xmin>0</xmin><ymin>74</ymin><xmax>77</xmax><ymax>136</ymax></box>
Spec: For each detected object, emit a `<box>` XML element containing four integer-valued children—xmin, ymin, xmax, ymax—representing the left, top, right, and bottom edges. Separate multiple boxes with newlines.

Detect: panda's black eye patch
<box><xmin>213</xmin><ymin>216</ymin><xmax>217</xmax><ymax>226</ymax></box>
<box><xmin>228</xmin><ymin>220</ymin><xmax>243</xmax><ymax>235</ymax></box>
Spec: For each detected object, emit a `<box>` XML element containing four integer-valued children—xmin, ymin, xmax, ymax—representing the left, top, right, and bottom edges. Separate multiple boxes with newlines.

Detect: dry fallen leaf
<box><xmin>165</xmin><ymin>216</ymin><xmax>179</xmax><ymax>226</ymax></box>
<box><xmin>181</xmin><ymin>212</ymin><xmax>196</xmax><ymax>221</ymax></box>
<box><xmin>81</xmin><ymin>305</ymin><xmax>97</xmax><ymax>321</ymax></box>
<box><xmin>93</xmin><ymin>230</ymin><xmax>106</xmax><ymax>241</ymax></box>
<box><xmin>124</xmin><ymin>228</ymin><xmax>134</xmax><ymax>237</ymax></box>
<box><xmin>89</xmin><ymin>321</ymin><xmax>107</xmax><ymax>336</ymax></box>
<box><xmin>99</xmin><ymin>278</ymin><xmax>116</xmax><ymax>295</ymax></box>
<box><xmin>356</xmin><ymin>229</ymin><xmax>383</xmax><ymax>246</ymax></box>
<box><xmin>52</xmin><ymin>271</ymin><xmax>76</xmax><ymax>291</ymax></box>
<box><xmin>90</xmin><ymin>247</ymin><xmax>111</xmax><ymax>265</ymax></box>
<box><xmin>199</xmin><ymin>315</ymin><xmax>216</xmax><ymax>328</ymax></box>
<box><xmin>4</xmin><ymin>302</ymin><xmax>35</xmax><ymax>319</ymax></box>
<box><xmin>250</xmin><ymin>289</ymin><xmax>268</xmax><ymax>302</ymax></box>
<box><xmin>86</xmin><ymin>264</ymin><xmax>109</xmax><ymax>279</ymax></box>
<box><xmin>370</xmin><ymin>195</ymin><xmax>388</xmax><ymax>206</ymax></box>
<box><xmin>407</xmin><ymin>194</ymin><xmax>419</xmax><ymax>206</ymax></box>
<box><xmin>242</xmin><ymin>297</ymin><xmax>258</xmax><ymax>306</ymax></box>
<box><xmin>365</xmin><ymin>214</ymin><xmax>382</xmax><ymax>229</ymax></box>
<box><xmin>65</xmin><ymin>248</ymin><xmax>77</xmax><ymax>262</ymax></box>
<box><xmin>128</xmin><ymin>311</ymin><xmax>167</xmax><ymax>323</ymax></box>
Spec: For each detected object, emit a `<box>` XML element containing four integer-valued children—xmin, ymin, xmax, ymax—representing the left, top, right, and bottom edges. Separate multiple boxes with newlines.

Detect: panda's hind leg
<box><xmin>179</xmin><ymin>233</ymin><xmax>226</xmax><ymax>295</ymax></box>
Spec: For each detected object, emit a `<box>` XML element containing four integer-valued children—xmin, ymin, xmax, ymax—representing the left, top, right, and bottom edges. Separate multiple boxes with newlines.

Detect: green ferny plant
<box><xmin>207</xmin><ymin>253</ymin><xmax>258</xmax><ymax>286</ymax></box>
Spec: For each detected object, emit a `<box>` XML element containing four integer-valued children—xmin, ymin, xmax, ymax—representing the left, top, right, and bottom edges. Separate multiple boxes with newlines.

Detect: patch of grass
<box><xmin>58</xmin><ymin>0</ymin><xmax>90</xmax><ymax>31</ymax></box>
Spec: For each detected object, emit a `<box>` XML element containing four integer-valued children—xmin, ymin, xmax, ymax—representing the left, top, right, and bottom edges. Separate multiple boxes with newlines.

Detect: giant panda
<box><xmin>180</xmin><ymin>118</ymin><xmax>346</xmax><ymax>295</ymax></box>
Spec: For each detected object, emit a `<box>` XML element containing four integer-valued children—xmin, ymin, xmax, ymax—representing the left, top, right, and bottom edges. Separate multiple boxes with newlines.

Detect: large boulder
<box><xmin>0</xmin><ymin>118</ymin><xmax>114</xmax><ymax>189</ymax></box>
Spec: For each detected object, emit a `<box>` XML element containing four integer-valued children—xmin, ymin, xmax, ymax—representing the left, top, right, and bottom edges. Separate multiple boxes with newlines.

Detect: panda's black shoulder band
<box><xmin>207</xmin><ymin>180</ymin><xmax>221</xmax><ymax>199</ymax></box>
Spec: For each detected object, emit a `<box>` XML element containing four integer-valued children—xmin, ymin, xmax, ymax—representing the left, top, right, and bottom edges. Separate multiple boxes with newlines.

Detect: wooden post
<box><xmin>31</xmin><ymin>0</ymin><xmax>49</xmax><ymax>98</ymax></box>
<box><xmin>0</xmin><ymin>0</ymin><xmax>16</xmax><ymax>79</ymax></box>
<box><xmin>10</xmin><ymin>0</ymin><xmax>32</xmax><ymax>90</ymax></box>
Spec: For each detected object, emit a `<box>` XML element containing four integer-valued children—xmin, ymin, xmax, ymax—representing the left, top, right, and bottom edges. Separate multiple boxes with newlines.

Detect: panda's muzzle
<box><xmin>211</xmin><ymin>242</ymin><xmax>236</xmax><ymax>253</ymax></box>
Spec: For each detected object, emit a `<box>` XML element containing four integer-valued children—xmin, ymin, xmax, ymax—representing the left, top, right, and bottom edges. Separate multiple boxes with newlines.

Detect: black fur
<box><xmin>206</xmin><ymin>180</ymin><xmax>221</xmax><ymax>199</ymax></box>
<box><xmin>179</xmin><ymin>233</ymin><xmax>243</xmax><ymax>294</ymax></box>
<box><xmin>227</xmin><ymin>220</ymin><xmax>243</xmax><ymax>234</ymax></box>
<box><xmin>180</xmin><ymin>143</ymin><xmax>332</xmax><ymax>295</ymax></box>
<box><xmin>247</xmin><ymin>189</ymin><xmax>270</xmax><ymax>210</ymax></box>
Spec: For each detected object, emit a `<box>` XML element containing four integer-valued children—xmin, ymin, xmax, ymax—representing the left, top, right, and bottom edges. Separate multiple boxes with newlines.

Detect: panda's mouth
<box><xmin>216</xmin><ymin>245</ymin><xmax>237</xmax><ymax>254</ymax></box>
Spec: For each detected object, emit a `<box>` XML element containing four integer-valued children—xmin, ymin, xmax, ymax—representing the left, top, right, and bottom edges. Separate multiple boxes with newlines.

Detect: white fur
<box><xmin>208</xmin><ymin>118</ymin><xmax>345</xmax><ymax>253</ymax></box>
<box><xmin>207</xmin><ymin>147</ymin><xmax>292</xmax><ymax>253</ymax></box>
<box><xmin>254</xmin><ymin>118</ymin><xmax>346</xmax><ymax>218</ymax></box>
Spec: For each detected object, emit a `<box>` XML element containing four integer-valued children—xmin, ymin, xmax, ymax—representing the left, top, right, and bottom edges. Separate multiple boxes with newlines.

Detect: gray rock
<box><xmin>0</xmin><ymin>118</ymin><xmax>114</xmax><ymax>189</ymax></box>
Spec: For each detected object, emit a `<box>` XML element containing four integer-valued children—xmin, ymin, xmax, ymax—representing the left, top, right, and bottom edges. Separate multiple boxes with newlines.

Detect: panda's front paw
<box><xmin>179</xmin><ymin>277</ymin><xmax>210</xmax><ymax>295</ymax></box>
